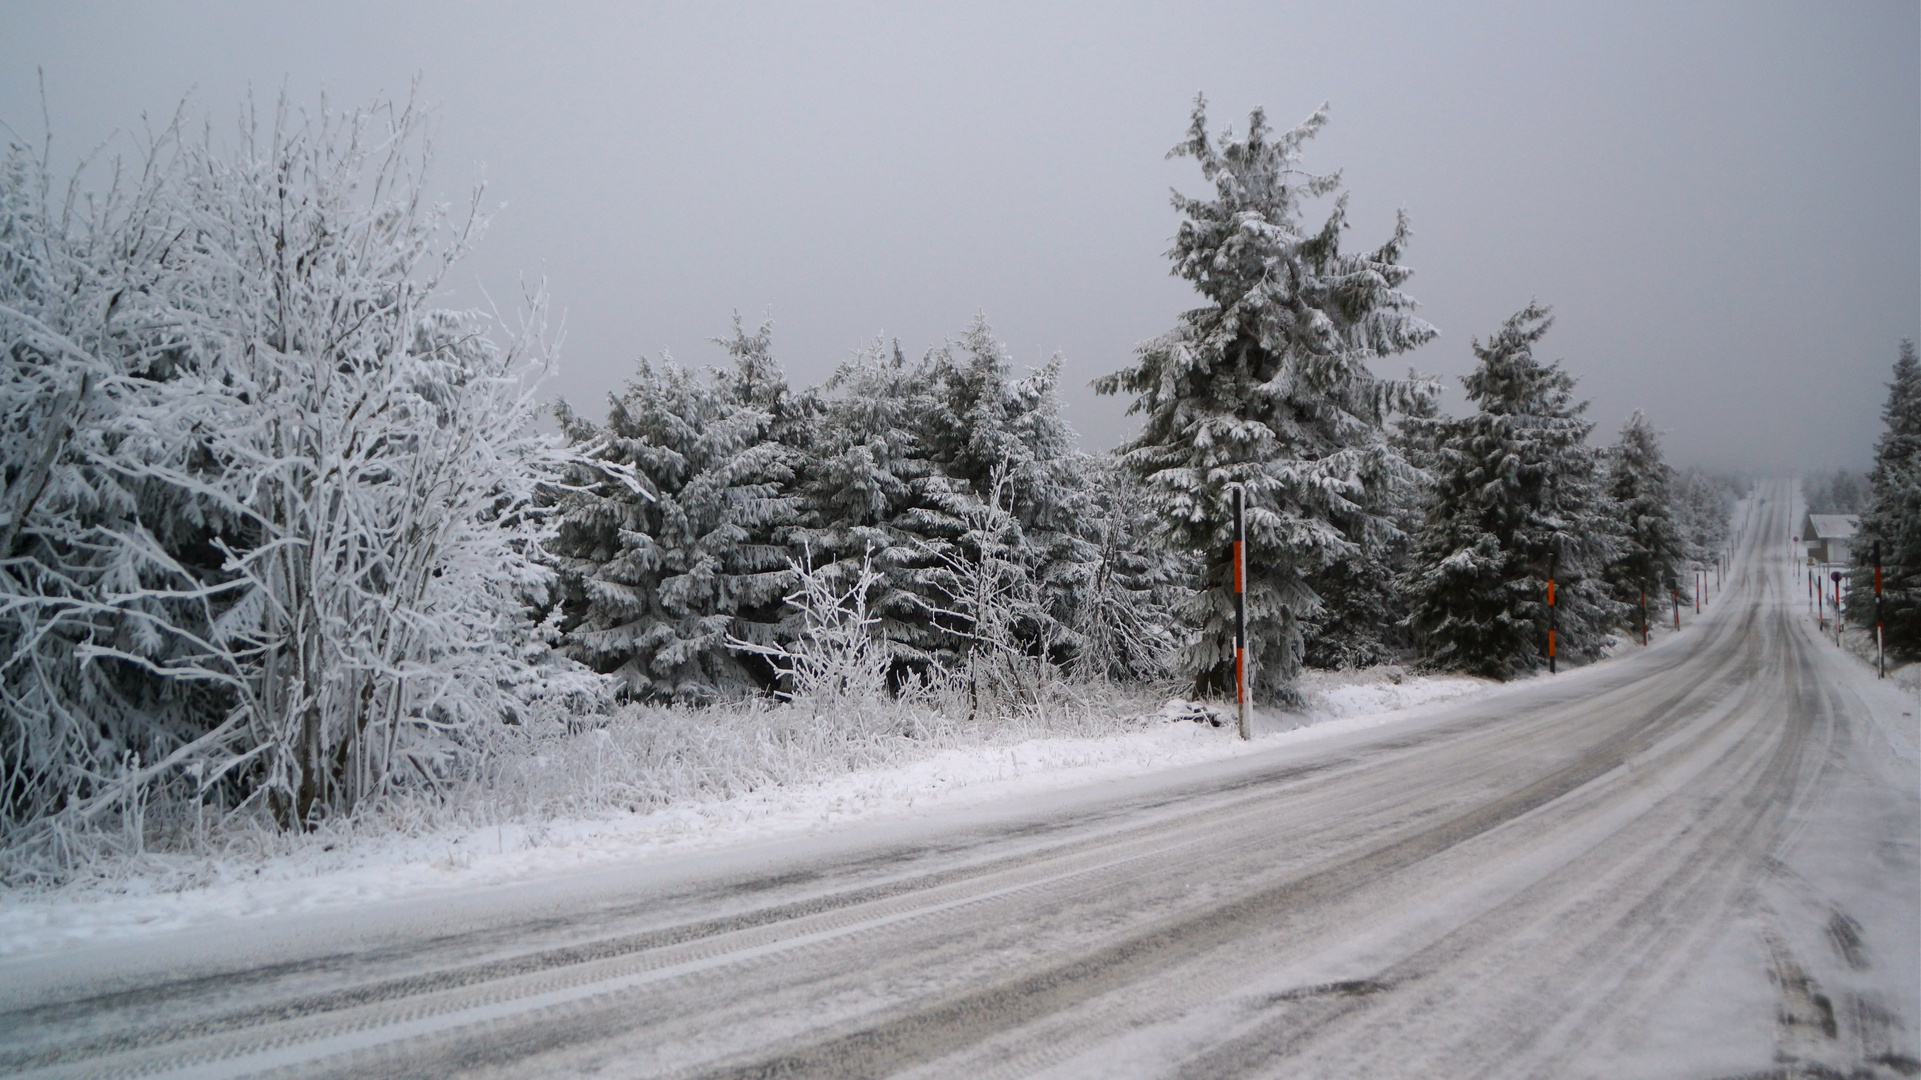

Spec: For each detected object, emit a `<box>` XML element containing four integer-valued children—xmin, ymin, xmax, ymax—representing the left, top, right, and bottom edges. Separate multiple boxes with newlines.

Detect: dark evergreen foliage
<box><xmin>1405</xmin><ymin>304</ymin><xmax>1625</xmax><ymax>678</ymax></box>
<box><xmin>550</xmin><ymin>322</ymin><xmax>804</xmax><ymax>703</ymax></box>
<box><xmin>1850</xmin><ymin>341</ymin><xmax>1921</xmax><ymax>655</ymax></box>
<box><xmin>1603</xmin><ymin>411</ymin><xmax>1684</xmax><ymax>620</ymax></box>
<box><xmin>554</xmin><ymin>315</ymin><xmax>1107</xmax><ymax>703</ymax></box>
<box><xmin>1095</xmin><ymin>98</ymin><xmax>1436</xmax><ymax>702</ymax></box>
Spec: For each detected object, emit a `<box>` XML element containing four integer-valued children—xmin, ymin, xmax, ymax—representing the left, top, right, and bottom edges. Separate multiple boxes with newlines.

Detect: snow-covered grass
<box><xmin>1825</xmin><ymin>616</ymin><xmax>1921</xmax><ymax>705</ymax></box>
<box><xmin>1</xmin><ymin>560</ymin><xmax>1756</xmax><ymax>959</ymax></box>
<box><xmin>2</xmin><ymin>686</ymin><xmax>1134</xmax><ymax>888</ymax></box>
<box><xmin>0</xmin><ymin>668</ymin><xmax>1503</xmax><ymax>958</ymax></box>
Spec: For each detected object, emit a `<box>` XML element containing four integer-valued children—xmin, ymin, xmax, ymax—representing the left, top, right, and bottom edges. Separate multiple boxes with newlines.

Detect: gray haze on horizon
<box><xmin>3</xmin><ymin>1</ymin><xmax>1915</xmax><ymax>475</ymax></box>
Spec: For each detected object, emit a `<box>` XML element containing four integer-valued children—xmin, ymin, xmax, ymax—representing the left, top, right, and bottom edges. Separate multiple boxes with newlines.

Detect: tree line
<box><xmin>1848</xmin><ymin>340</ymin><xmax>1921</xmax><ymax>652</ymax></box>
<box><xmin>1</xmin><ymin>94</ymin><xmax>1772</xmax><ymax>854</ymax></box>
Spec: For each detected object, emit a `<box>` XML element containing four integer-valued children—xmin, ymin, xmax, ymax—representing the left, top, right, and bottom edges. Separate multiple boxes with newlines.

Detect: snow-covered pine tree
<box><xmin>551</xmin><ymin>321</ymin><xmax>802</xmax><ymax>703</ymax></box>
<box><xmin>1850</xmin><ymin>340</ymin><xmax>1921</xmax><ymax>654</ymax></box>
<box><xmin>0</xmin><ymin>119</ymin><xmax>238</xmax><ymax>852</ymax></box>
<box><xmin>1404</xmin><ymin>303</ymin><xmax>1625</xmax><ymax>678</ymax></box>
<box><xmin>1296</xmin><ymin>375</ymin><xmax>1443</xmax><ymax>669</ymax></box>
<box><xmin>793</xmin><ymin>317</ymin><xmax>1095</xmax><ymax>699</ymax></box>
<box><xmin>1095</xmin><ymin>97</ymin><xmax>1437</xmax><ymax>701</ymax></box>
<box><xmin>1065</xmin><ymin>454</ymin><xmax>1190</xmax><ymax>683</ymax></box>
<box><xmin>916</xmin><ymin>317</ymin><xmax>1089</xmax><ymax>669</ymax></box>
<box><xmin>793</xmin><ymin>337</ymin><xmax>940</xmax><ymax>674</ymax></box>
<box><xmin>1603</xmin><ymin>411</ymin><xmax>1684</xmax><ymax>620</ymax></box>
<box><xmin>1669</xmin><ymin>468</ymin><xmax>1735</xmax><ymax>582</ymax></box>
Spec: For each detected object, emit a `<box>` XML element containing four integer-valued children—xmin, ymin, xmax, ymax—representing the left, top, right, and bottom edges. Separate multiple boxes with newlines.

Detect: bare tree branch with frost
<box><xmin>0</xmin><ymin>93</ymin><xmax>604</xmax><ymax>875</ymax></box>
<box><xmin>727</xmin><ymin>545</ymin><xmax>890</xmax><ymax>709</ymax></box>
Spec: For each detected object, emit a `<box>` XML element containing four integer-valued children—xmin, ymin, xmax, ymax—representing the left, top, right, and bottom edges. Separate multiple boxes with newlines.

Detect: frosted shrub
<box><xmin>0</xmin><ymin>95</ymin><xmax>604</xmax><ymax>880</ymax></box>
<box><xmin>728</xmin><ymin>546</ymin><xmax>891</xmax><ymax>708</ymax></box>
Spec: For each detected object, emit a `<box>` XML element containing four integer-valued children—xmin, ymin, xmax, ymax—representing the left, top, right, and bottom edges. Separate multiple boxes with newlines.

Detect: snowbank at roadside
<box><xmin>0</xmin><ymin>668</ymin><xmax>1506</xmax><ymax>960</ymax></box>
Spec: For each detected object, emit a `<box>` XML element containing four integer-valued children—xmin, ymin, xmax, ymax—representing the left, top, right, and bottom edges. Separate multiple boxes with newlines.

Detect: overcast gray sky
<box><xmin>4</xmin><ymin>1</ymin><xmax>1915</xmax><ymax>473</ymax></box>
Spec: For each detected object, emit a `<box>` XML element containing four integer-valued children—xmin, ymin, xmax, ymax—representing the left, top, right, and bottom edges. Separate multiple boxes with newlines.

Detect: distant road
<box><xmin>3</xmin><ymin>480</ymin><xmax>1915</xmax><ymax>1078</ymax></box>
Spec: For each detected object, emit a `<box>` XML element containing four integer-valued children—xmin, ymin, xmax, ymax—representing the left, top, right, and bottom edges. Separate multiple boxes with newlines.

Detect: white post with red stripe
<box><xmin>1232</xmin><ymin>483</ymin><xmax>1249</xmax><ymax>741</ymax></box>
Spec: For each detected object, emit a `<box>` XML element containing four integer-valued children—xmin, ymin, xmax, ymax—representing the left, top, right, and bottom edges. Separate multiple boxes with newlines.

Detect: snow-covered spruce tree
<box><xmin>1095</xmin><ymin>98</ymin><xmax>1437</xmax><ymax>702</ymax></box>
<box><xmin>795</xmin><ymin>318</ymin><xmax>1093</xmax><ymax>702</ymax></box>
<box><xmin>1670</xmin><ymin>468</ymin><xmax>1736</xmax><ymax>577</ymax></box>
<box><xmin>550</xmin><ymin>319</ymin><xmax>803</xmax><ymax>703</ymax></box>
<box><xmin>2</xmin><ymin>97</ymin><xmax>599</xmax><ymax>851</ymax></box>
<box><xmin>913</xmin><ymin>317</ymin><xmax>1089</xmax><ymax>673</ymax></box>
<box><xmin>1404</xmin><ymin>304</ymin><xmax>1625</xmax><ymax>678</ymax></box>
<box><xmin>0</xmin><ymin>118</ymin><xmax>242</xmax><ymax>854</ymax></box>
<box><xmin>1850</xmin><ymin>340</ymin><xmax>1921</xmax><ymax>654</ymax></box>
<box><xmin>1064</xmin><ymin>454</ymin><xmax>1189</xmax><ymax>684</ymax></box>
<box><xmin>1297</xmin><ymin>377</ymin><xmax>1442</xmax><ymax>669</ymax></box>
<box><xmin>1294</xmin><ymin>378</ymin><xmax>1444</xmax><ymax>670</ymax></box>
<box><xmin>1603</xmin><ymin>411</ymin><xmax>1684</xmax><ymax>618</ymax></box>
<box><xmin>792</xmin><ymin>336</ymin><xmax>938</xmax><ymax>673</ymax></box>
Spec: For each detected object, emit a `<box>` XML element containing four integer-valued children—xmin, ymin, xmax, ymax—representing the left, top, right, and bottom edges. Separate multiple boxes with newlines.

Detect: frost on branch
<box><xmin>1096</xmin><ymin>96</ymin><xmax>1437</xmax><ymax>703</ymax></box>
<box><xmin>0</xmin><ymin>95</ymin><xmax>603</xmax><ymax>868</ymax></box>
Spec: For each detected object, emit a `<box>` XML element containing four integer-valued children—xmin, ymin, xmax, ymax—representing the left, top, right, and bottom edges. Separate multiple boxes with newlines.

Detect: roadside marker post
<box><xmin>1832</xmin><ymin>570</ymin><xmax>1844</xmax><ymax>647</ymax></box>
<box><xmin>1672</xmin><ymin>577</ymin><xmax>1680</xmax><ymax>632</ymax></box>
<box><xmin>1640</xmin><ymin>585</ymin><xmax>1648</xmax><ymax>646</ymax></box>
<box><xmin>1875</xmin><ymin>540</ymin><xmax>1885</xmax><ymax>678</ymax></box>
<box><xmin>1547</xmin><ymin>542</ymin><xmax>1558</xmax><ymax>675</ymax></box>
<box><xmin>1231</xmin><ymin>483</ymin><xmax>1249</xmax><ymax>742</ymax></box>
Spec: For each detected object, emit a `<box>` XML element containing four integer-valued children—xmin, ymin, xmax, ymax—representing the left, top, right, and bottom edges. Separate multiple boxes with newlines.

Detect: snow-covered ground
<box><xmin>0</xmin><ymin>549</ymin><xmax>1754</xmax><ymax>963</ymax></box>
<box><xmin>0</xmin><ymin>670</ymin><xmax>1506</xmax><ymax>961</ymax></box>
<box><xmin>6</xmin><ymin>491</ymin><xmax>1908</xmax><ymax>1078</ymax></box>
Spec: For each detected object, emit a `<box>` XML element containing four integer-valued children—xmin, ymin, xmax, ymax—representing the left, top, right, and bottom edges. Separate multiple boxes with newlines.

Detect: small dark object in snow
<box><xmin>1160</xmin><ymin>698</ymin><xmax>1231</xmax><ymax>727</ymax></box>
<box><xmin>1266</xmin><ymin>979</ymin><xmax>1390</xmax><ymax>1003</ymax></box>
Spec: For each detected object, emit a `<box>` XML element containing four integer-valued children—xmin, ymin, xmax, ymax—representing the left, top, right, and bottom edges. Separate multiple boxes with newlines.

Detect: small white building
<box><xmin>1802</xmin><ymin>513</ymin><xmax>1859</xmax><ymax>565</ymax></box>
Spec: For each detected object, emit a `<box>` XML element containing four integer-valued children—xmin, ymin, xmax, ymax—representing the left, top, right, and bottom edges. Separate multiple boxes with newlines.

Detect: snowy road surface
<box><xmin>2</xmin><ymin>482</ymin><xmax>1916</xmax><ymax>1078</ymax></box>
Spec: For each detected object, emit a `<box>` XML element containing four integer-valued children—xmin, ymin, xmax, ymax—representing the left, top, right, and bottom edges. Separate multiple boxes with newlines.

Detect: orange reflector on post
<box><xmin>1233</xmin><ymin>541</ymin><xmax>1243</xmax><ymax>593</ymax></box>
<box><xmin>1236</xmin><ymin>648</ymin><xmax>1246</xmax><ymax>704</ymax></box>
<box><xmin>1548</xmin><ymin>629</ymin><xmax>1556</xmax><ymax>658</ymax></box>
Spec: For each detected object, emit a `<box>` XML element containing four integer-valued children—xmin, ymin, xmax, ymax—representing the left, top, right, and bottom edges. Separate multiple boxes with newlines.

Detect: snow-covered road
<box><xmin>1</xmin><ymin>481</ymin><xmax>1915</xmax><ymax>1079</ymax></box>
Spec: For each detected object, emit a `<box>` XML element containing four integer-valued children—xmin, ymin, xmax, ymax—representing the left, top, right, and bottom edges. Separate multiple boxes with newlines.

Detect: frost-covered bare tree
<box><xmin>727</xmin><ymin>546</ymin><xmax>890</xmax><ymax>709</ymax></box>
<box><xmin>913</xmin><ymin>460</ymin><xmax>1053</xmax><ymax>719</ymax></box>
<box><xmin>2</xmin><ymin>95</ymin><xmax>599</xmax><ymax>865</ymax></box>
